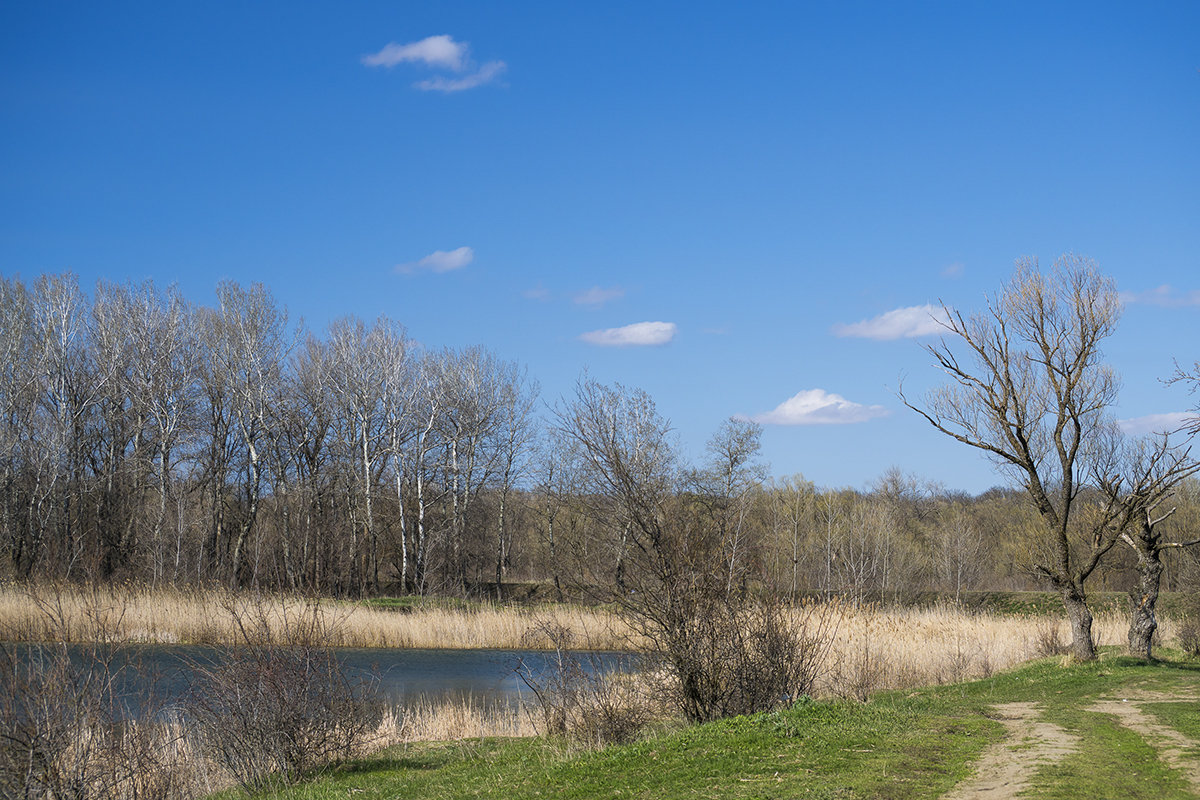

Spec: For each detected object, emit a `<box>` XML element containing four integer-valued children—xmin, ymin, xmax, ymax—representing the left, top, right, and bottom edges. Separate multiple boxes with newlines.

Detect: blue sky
<box><xmin>2</xmin><ymin>1</ymin><xmax>1198</xmax><ymax>493</ymax></box>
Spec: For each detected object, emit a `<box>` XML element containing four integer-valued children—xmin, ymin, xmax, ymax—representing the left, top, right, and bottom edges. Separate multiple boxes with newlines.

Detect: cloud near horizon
<box><xmin>1119</xmin><ymin>285</ymin><xmax>1200</xmax><ymax>308</ymax></box>
<box><xmin>573</xmin><ymin>286</ymin><xmax>625</xmax><ymax>307</ymax></box>
<box><xmin>1118</xmin><ymin>412</ymin><xmax>1194</xmax><ymax>436</ymax></box>
<box><xmin>832</xmin><ymin>304</ymin><xmax>951</xmax><ymax>340</ymax></box>
<box><xmin>395</xmin><ymin>246</ymin><xmax>474</xmax><ymax>275</ymax></box>
<box><xmin>580</xmin><ymin>321</ymin><xmax>676</xmax><ymax>347</ymax></box>
<box><xmin>750</xmin><ymin>389</ymin><xmax>890</xmax><ymax>425</ymax></box>
<box><xmin>362</xmin><ymin>35</ymin><xmax>506</xmax><ymax>92</ymax></box>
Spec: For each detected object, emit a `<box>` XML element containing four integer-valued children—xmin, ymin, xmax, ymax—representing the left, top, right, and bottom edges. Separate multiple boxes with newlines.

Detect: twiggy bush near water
<box><xmin>657</xmin><ymin>597</ymin><xmax>834</xmax><ymax>721</ymax></box>
<box><xmin>185</xmin><ymin>595</ymin><xmax>384</xmax><ymax>792</ymax></box>
<box><xmin>0</xmin><ymin>589</ymin><xmax>199</xmax><ymax>800</ymax></box>
<box><xmin>516</xmin><ymin>620</ymin><xmax>653</xmax><ymax>748</ymax></box>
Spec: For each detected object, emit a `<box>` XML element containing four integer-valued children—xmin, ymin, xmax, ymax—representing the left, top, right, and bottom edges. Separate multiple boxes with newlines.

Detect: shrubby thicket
<box><xmin>0</xmin><ymin>272</ymin><xmax>1195</xmax><ymax>599</ymax></box>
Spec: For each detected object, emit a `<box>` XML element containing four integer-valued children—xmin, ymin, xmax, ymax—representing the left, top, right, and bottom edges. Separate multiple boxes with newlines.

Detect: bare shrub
<box><xmin>185</xmin><ymin>595</ymin><xmax>383</xmax><ymax>792</ymax></box>
<box><xmin>516</xmin><ymin>619</ymin><xmax>652</xmax><ymax>748</ymax></box>
<box><xmin>657</xmin><ymin>598</ymin><xmax>833</xmax><ymax>721</ymax></box>
<box><xmin>1032</xmin><ymin>618</ymin><xmax>1068</xmax><ymax>658</ymax></box>
<box><xmin>0</xmin><ymin>595</ymin><xmax>199</xmax><ymax>800</ymax></box>
<box><xmin>827</xmin><ymin>607</ymin><xmax>888</xmax><ymax>701</ymax></box>
<box><xmin>1176</xmin><ymin>594</ymin><xmax>1200</xmax><ymax>657</ymax></box>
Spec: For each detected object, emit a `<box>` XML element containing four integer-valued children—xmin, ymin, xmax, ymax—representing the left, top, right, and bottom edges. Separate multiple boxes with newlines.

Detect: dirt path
<box><xmin>943</xmin><ymin>694</ymin><xmax>1200</xmax><ymax>800</ymax></box>
<box><xmin>941</xmin><ymin>702</ymin><xmax>1080</xmax><ymax>800</ymax></box>
<box><xmin>1089</xmin><ymin>697</ymin><xmax>1200</xmax><ymax>793</ymax></box>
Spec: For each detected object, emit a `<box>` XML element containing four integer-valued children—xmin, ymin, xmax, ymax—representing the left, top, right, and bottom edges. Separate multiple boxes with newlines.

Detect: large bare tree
<box><xmin>902</xmin><ymin>256</ymin><xmax>1123</xmax><ymax>660</ymax></box>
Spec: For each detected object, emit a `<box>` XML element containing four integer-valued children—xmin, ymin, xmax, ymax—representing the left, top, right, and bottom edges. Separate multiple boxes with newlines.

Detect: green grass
<box><xmin>221</xmin><ymin>651</ymin><xmax>1200</xmax><ymax>800</ymax></box>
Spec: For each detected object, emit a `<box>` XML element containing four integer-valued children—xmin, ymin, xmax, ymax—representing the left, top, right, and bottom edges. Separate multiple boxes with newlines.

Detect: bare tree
<box><xmin>693</xmin><ymin>417</ymin><xmax>766</xmax><ymax>595</ymax></box>
<box><xmin>553</xmin><ymin>378</ymin><xmax>828</xmax><ymax>722</ymax></box>
<box><xmin>770</xmin><ymin>475</ymin><xmax>815</xmax><ymax>599</ymax></box>
<box><xmin>932</xmin><ymin>502</ymin><xmax>984</xmax><ymax>602</ymax></box>
<box><xmin>1094</xmin><ymin>432</ymin><xmax>1200</xmax><ymax>659</ymax></box>
<box><xmin>902</xmin><ymin>256</ymin><xmax>1123</xmax><ymax>660</ymax></box>
<box><xmin>323</xmin><ymin>317</ymin><xmax>390</xmax><ymax>595</ymax></box>
<box><xmin>491</xmin><ymin>365</ymin><xmax>539</xmax><ymax>597</ymax></box>
<box><xmin>0</xmin><ymin>277</ymin><xmax>43</xmax><ymax>576</ymax></box>
<box><xmin>209</xmin><ymin>282</ymin><xmax>296</xmax><ymax>587</ymax></box>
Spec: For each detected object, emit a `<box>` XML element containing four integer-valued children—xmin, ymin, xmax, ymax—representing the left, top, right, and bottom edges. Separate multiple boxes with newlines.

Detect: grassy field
<box><xmin>230</xmin><ymin>652</ymin><xmax>1200</xmax><ymax>800</ymax></box>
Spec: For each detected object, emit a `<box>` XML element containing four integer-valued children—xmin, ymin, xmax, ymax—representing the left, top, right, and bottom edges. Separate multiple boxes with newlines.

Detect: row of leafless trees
<box><xmin>0</xmin><ymin>273</ymin><xmax>538</xmax><ymax>596</ymax></box>
<box><xmin>3</xmin><ymin>270</ymin><xmax>1200</xmax><ymax>618</ymax></box>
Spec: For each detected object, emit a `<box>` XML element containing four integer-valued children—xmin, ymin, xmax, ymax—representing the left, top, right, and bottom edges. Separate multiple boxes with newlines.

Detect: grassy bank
<box><xmin>231</xmin><ymin>653</ymin><xmax>1200</xmax><ymax>800</ymax></box>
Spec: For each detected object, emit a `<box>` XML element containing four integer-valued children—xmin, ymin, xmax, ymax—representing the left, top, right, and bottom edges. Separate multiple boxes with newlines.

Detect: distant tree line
<box><xmin>1</xmin><ymin>271</ymin><xmax>1198</xmax><ymax>602</ymax></box>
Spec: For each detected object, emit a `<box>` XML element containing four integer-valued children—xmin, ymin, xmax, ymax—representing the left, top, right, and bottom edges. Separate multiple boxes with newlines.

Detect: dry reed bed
<box><xmin>376</xmin><ymin>697</ymin><xmax>538</xmax><ymax>744</ymax></box>
<box><xmin>816</xmin><ymin>603</ymin><xmax>1157</xmax><ymax>697</ymax></box>
<box><xmin>0</xmin><ymin>584</ymin><xmax>628</xmax><ymax>650</ymax></box>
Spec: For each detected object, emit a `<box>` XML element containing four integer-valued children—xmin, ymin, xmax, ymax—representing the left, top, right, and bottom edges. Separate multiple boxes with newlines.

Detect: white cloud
<box><xmin>522</xmin><ymin>284</ymin><xmax>550</xmax><ymax>301</ymax></box>
<box><xmin>1118</xmin><ymin>412</ymin><xmax>1193</xmax><ymax>436</ymax></box>
<box><xmin>1119</xmin><ymin>285</ymin><xmax>1200</xmax><ymax>308</ymax></box>
<box><xmin>395</xmin><ymin>246</ymin><xmax>474</xmax><ymax>275</ymax></box>
<box><xmin>362</xmin><ymin>35</ymin><xmax>468</xmax><ymax>70</ymax></box>
<box><xmin>832</xmin><ymin>304</ymin><xmax>951</xmax><ymax>340</ymax></box>
<box><xmin>572</xmin><ymin>286</ymin><xmax>625</xmax><ymax>307</ymax></box>
<box><xmin>363</xmin><ymin>35</ymin><xmax>505</xmax><ymax>92</ymax></box>
<box><xmin>580</xmin><ymin>321</ymin><xmax>676</xmax><ymax>347</ymax></box>
<box><xmin>750</xmin><ymin>389</ymin><xmax>890</xmax><ymax>426</ymax></box>
<box><xmin>941</xmin><ymin>262</ymin><xmax>964</xmax><ymax>278</ymax></box>
<box><xmin>415</xmin><ymin>61</ymin><xmax>506</xmax><ymax>93</ymax></box>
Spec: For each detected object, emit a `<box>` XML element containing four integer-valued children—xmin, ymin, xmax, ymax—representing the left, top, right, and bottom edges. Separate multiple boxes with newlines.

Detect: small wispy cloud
<box><xmin>572</xmin><ymin>286</ymin><xmax>625</xmax><ymax>307</ymax></box>
<box><xmin>750</xmin><ymin>389</ymin><xmax>890</xmax><ymax>426</ymax></box>
<box><xmin>1119</xmin><ymin>285</ymin><xmax>1200</xmax><ymax>308</ymax></box>
<box><xmin>941</xmin><ymin>262</ymin><xmax>964</xmax><ymax>279</ymax></box>
<box><xmin>363</xmin><ymin>35</ymin><xmax>506</xmax><ymax>93</ymax></box>
<box><xmin>832</xmin><ymin>304</ymin><xmax>951</xmax><ymax>340</ymax></box>
<box><xmin>362</xmin><ymin>35</ymin><xmax>467</xmax><ymax>70</ymax></box>
<box><xmin>580</xmin><ymin>321</ymin><xmax>676</xmax><ymax>347</ymax></box>
<box><xmin>416</xmin><ymin>61</ymin><xmax>506</xmax><ymax>92</ymax></box>
<box><xmin>1118</xmin><ymin>412</ymin><xmax>1193</xmax><ymax>436</ymax></box>
<box><xmin>395</xmin><ymin>246</ymin><xmax>474</xmax><ymax>275</ymax></box>
<box><xmin>522</xmin><ymin>284</ymin><xmax>550</xmax><ymax>301</ymax></box>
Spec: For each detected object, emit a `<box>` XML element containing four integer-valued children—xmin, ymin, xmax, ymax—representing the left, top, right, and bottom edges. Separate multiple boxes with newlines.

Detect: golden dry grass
<box><xmin>817</xmin><ymin>602</ymin><xmax>1150</xmax><ymax>698</ymax></box>
<box><xmin>0</xmin><ymin>583</ymin><xmax>1185</xmax><ymax>703</ymax></box>
<box><xmin>0</xmin><ymin>583</ymin><xmax>627</xmax><ymax>650</ymax></box>
<box><xmin>374</xmin><ymin>697</ymin><xmax>538</xmax><ymax>745</ymax></box>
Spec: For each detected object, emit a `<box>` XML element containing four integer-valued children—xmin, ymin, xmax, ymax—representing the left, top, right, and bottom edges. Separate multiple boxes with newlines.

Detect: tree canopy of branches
<box><xmin>903</xmin><ymin>256</ymin><xmax>1124</xmax><ymax>660</ymax></box>
<box><xmin>553</xmin><ymin>378</ymin><xmax>828</xmax><ymax>721</ymax></box>
<box><xmin>1094</xmin><ymin>433</ymin><xmax>1200</xmax><ymax>658</ymax></box>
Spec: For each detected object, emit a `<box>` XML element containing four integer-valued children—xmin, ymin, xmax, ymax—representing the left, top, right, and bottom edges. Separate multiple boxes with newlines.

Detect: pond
<box><xmin>4</xmin><ymin>644</ymin><xmax>636</xmax><ymax>714</ymax></box>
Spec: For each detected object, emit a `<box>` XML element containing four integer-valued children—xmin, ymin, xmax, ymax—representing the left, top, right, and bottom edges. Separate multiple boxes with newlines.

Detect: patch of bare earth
<box><xmin>941</xmin><ymin>702</ymin><xmax>1080</xmax><ymax>800</ymax></box>
<box><xmin>1089</xmin><ymin>695</ymin><xmax>1200</xmax><ymax>793</ymax></box>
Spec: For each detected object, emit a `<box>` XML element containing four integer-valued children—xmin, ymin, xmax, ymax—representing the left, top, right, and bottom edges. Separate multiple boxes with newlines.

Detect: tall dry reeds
<box><xmin>819</xmin><ymin>602</ymin><xmax>1142</xmax><ymax>699</ymax></box>
<box><xmin>0</xmin><ymin>583</ymin><xmax>628</xmax><ymax>650</ymax></box>
<box><xmin>375</xmin><ymin>697</ymin><xmax>538</xmax><ymax>744</ymax></box>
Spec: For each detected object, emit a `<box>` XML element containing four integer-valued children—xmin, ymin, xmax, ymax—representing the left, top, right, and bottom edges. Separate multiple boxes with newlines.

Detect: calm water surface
<box><xmin>10</xmin><ymin>644</ymin><xmax>634</xmax><ymax>711</ymax></box>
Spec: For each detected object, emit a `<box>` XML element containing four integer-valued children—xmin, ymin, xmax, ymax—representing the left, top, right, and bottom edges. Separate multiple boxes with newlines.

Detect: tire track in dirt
<box><xmin>1089</xmin><ymin>697</ymin><xmax>1200</xmax><ymax>793</ymax></box>
<box><xmin>941</xmin><ymin>702</ymin><xmax>1079</xmax><ymax>800</ymax></box>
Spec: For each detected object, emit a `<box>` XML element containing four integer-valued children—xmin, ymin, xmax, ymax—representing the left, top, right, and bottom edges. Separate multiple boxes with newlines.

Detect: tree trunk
<box><xmin>1127</xmin><ymin>548</ymin><xmax>1163</xmax><ymax>660</ymax></box>
<box><xmin>495</xmin><ymin>489</ymin><xmax>506</xmax><ymax>600</ymax></box>
<box><xmin>1060</xmin><ymin>585</ymin><xmax>1097</xmax><ymax>661</ymax></box>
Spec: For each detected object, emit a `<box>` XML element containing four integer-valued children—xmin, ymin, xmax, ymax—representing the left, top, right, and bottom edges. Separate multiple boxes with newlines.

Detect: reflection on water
<box><xmin>5</xmin><ymin>644</ymin><xmax>634</xmax><ymax>713</ymax></box>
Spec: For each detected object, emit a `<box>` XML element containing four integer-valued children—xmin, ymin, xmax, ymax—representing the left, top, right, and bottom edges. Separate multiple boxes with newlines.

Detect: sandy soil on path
<box><xmin>1089</xmin><ymin>697</ymin><xmax>1200</xmax><ymax>793</ymax></box>
<box><xmin>940</xmin><ymin>702</ymin><xmax>1080</xmax><ymax>800</ymax></box>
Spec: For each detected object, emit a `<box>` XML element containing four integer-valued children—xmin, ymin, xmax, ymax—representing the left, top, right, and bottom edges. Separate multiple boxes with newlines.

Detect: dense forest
<box><xmin>1</xmin><ymin>272</ymin><xmax>1196</xmax><ymax>598</ymax></box>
